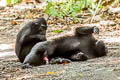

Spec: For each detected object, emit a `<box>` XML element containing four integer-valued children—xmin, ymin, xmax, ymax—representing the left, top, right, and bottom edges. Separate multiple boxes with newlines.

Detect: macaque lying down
<box><xmin>22</xmin><ymin>26</ymin><xmax>108</xmax><ymax>68</ymax></box>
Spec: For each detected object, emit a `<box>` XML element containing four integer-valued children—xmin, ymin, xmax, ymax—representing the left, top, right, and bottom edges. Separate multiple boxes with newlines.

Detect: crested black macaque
<box><xmin>15</xmin><ymin>18</ymin><xmax>48</xmax><ymax>63</ymax></box>
<box><xmin>22</xmin><ymin>26</ymin><xmax>108</xmax><ymax>68</ymax></box>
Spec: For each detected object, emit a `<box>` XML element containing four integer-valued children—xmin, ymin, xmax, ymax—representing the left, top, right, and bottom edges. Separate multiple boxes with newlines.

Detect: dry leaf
<box><xmin>116</xmin><ymin>14</ymin><xmax>120</xmax><ymax>18</ymax></box>
<box><xmin>63</xmin><ymin>59</ymin><xmax>71</xmax><ymax>64</ymax></box>
<box><xmin>35</xmin><ymin>0</ymin><xmax>41</xmax><ymax>3</ymax></box>
<box><xmin>116</xmin><ymin>25</ymin><xmax>120</xmax><ymax>30</ymax></box>
<box><xmin>69</xmin><ymin>21</ymin><xmax>73</xmax><ymax>25</ymax></box>
<box><xmin>11</xmin><ymin>20</ymin><xmax>17</xmax><ymax>25</ymax></box>
<box><xmin>47</xmin><ymin>72</ymin><xmax>56</xmax><ymax>75</ymax></box>
<box><xmin>47</xmin><ymin>20</ymin><xmax>52</xmax><ymax>25</ymax></box>
<box><xmin>62</xmin><ymin>25</ymin><xmax>69</xmax><ymax>30</ymax></box>
<box><xmin>57</xmin><ymin>18</ymin><xmax>63</xmax><ymax>23</ymax></box>
<box><xmin>28</xmin><ymin>12</ymin><xmax>33</xmax><ymax>18</ymax></box>
<box><xmin>24</xmin><ymin>0</ymin><xmax>30</xmax><ymax>3</ymax></box>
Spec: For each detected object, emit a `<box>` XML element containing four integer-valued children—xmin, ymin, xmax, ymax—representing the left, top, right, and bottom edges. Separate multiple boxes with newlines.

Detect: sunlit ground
<box><xmin>0</xmin><ymin>0</ymin><xmax>6</xmax><ymax>6</ymax></box>
<box><xmin>104</xmin><ymin>37</ymin><xmax>120</xmax><ymax>43</ymax></box>
<box><xmin>0</xmin><ymin>44</ymin><xmax>15</xmax><ymax>57</ymax></box>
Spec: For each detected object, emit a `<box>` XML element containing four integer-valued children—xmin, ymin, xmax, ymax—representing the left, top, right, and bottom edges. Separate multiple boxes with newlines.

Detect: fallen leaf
<box><xmin>116</xmin><ymin>25</ymin><xmax>120</xmax><ymax>30</ymax></box>
<box><xmin>47</xmin><ymin>72</ymin><xmax>56</xmax><ymax>75</ymax></box>
<box><xmin>28</xmin><ymin>12</ymin><xmax>33</xmax><ymax>18</ymax></box>
<box><xmin>11</xmin><ymin>20</ymin><xmax>17</xmax><ymax>25</ymax></box>
<box><xmin>47</xmin><ymin>20</ymin><xmax>52</xmax><ymax>25</ymax></box>
<box><xmin>116</xmin><ymin>14</ymin><xmax>120</xmax><ymax>18</ymax></box>
<box><xmin>24</xmin><ymin>0</ymin><xmax>30</xmax><ymax>4</ymax></box>
<box><xmin>53</xmin><ymin>30</ymin><xmax>63</xmax><ymax>33</ymax></box>
<box><xmin>62</xmin><ymin>25</ymin><xmax>69</xmax><ymax>30</ymax></box>
<box><xmin>69</xmin><ymin>21</ymin><xmax>73</xmax><ymax>25</ymax></box>
<box><xmin>57</xmin><ymin>18</ymin><xmax>63</xmax><ymax>23</ymax></box>
<box><xmin>63</xmin><ymin>61</ymin><xmax>70</xmax><ymax>65</ymax></box>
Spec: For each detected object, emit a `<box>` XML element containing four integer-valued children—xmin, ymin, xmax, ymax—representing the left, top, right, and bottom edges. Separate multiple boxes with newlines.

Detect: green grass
<box><xmin>6</xmin><ymin>0</ymin><xmax>22</xmax><ymax>6</ymax></box>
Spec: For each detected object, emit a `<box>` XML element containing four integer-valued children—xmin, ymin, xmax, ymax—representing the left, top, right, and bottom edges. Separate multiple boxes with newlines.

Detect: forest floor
<box><xmin>0</xmin><ymin>3</ymin><xmax>120</xmax><ymax>80</ymax></box>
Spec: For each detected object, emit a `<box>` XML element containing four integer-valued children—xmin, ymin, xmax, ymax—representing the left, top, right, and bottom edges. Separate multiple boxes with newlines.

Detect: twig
<box><xmin>91</xmin><ymin>0</ymin><xmax>102</xmax><ymax>23</ymax></box>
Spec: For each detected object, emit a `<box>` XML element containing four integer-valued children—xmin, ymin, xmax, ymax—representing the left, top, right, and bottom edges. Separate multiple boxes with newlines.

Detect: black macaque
<box><xmin>22</xmin><ymin>26</ymin><xmax>108</xmax><ymax>68</ymax></box>
<box><xmin>15</xmin><ymin>18</ymin><xmax>48</xmax><ymax>63</ymax></box>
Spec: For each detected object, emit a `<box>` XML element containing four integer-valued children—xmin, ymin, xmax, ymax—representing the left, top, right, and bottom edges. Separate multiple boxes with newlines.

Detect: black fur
<box><xmin>15</xmin><ymin>18</ymin><xmax>48</xmax><ymax>63</ymax></box>
<box><xmin>23</xmin><ymin>26</ymin><xmax>108</xmax><ymax>66</ymax></box>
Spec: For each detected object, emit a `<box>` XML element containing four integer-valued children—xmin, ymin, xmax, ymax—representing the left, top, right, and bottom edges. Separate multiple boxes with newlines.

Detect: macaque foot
<box><xmin>22</xmin><ymin>63</ymin><xmax>32</xmax><ymax>69</ymax></box>
<box><xmin>50</xmin><ymin>57</ymin><xmax>71</xmax><ymax>64</ymax></box>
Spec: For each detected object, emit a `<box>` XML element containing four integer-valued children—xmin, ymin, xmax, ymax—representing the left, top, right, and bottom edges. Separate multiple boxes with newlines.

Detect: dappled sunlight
<box><xmin>0</xmin><ymin>44</ymin><xmax>12</xmax><ymax>50</ymax></box>
<box><xmin>0</xmin><ymin>44</ymin><xmax>15</xmax><ymax>57</ymax></box>
<box><xmin>104</xmin><ymin>37</ymin><xmax>120</xmax><ymax>43</ymax></box>
<box><xmin>0</xmin><ymin>51</ymin><xmax>15</xmax><ymax>57</ymax></box>
<box><xmin>0</xmin><ymin>0</ymin><xmax>6</xmax><ymax>6</ymax></box>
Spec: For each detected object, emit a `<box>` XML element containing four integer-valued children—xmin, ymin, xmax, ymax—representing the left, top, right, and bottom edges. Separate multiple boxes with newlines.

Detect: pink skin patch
<box><xmin>43</xmin><ymin>57</ymin><xmax>49</xmax><ymax>64</ymax></box>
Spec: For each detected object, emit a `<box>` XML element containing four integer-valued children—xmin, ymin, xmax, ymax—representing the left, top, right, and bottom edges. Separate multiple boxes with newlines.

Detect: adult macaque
<box><xmin>15</xmin><ymin>18</ymin><xmax>48</xmax><ymax>63</ymax></box>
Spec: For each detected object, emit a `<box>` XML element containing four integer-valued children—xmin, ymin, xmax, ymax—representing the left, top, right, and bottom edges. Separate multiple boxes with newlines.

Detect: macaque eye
<box><xmin>34</xmin><ymin>22</ymin><xmax>39</xmax><ymax>26</ymax></box>
<box><xmin>41</xmin><ymin>24</ymin><xmax>46</xmax><ymax>28</ymax></box>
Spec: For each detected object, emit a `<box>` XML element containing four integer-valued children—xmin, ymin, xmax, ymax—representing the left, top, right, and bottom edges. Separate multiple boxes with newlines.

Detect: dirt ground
<box><xmin>0</xmin><ymin>4</ymin><xmax>120</xmax><ymax>80</ymax></box>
